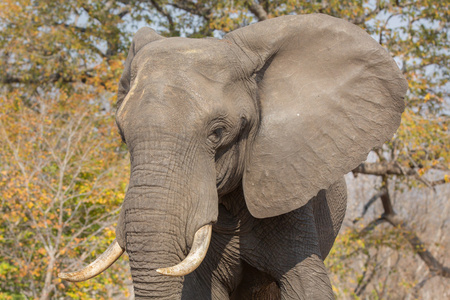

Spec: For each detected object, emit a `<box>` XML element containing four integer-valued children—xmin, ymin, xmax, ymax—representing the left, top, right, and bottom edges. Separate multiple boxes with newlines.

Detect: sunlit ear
<box><xmin>225</xmin><ymin>14</ymin><xmax>407</xmax><ymax>218</ymax></box>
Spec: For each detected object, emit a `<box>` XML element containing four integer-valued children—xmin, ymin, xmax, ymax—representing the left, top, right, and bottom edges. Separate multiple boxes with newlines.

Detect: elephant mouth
<box><xmin>58</xmin><ymin>224</ymin><xmax>212</xmax><ymax>282</ymax></box>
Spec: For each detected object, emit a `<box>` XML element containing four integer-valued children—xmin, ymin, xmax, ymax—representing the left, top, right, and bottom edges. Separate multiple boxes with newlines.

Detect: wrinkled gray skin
<box><xmin>114</xmin><ymin>14</ymin><xmax>407</xmax><ymax>299</ymax></box>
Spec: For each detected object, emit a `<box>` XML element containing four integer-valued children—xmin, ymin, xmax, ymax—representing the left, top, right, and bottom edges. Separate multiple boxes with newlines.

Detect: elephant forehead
<box><xmin>121</xmin><ymin>39</ymin><xmax>243</xmax><ymax>112</ymax></box>
<box><xmin>117</xmin><ymin>37</ymin><xmax>249</xmax><ymax>136</ymax></box>
<box><xmin>123</xmin><ymin>66</ymin><xmax>230</xmax><ymax>115</ymax></box>
<box><xmin>133</xmin><ymin>37</ymin><xmax>235</xmax><ymax>82</ymax></box>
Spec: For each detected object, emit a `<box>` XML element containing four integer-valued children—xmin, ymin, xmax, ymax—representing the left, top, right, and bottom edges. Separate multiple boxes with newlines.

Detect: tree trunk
<box><xmin>40</xmin><ymin>254</ymin><xmax>56</xmax><ymax>300</ymax></box>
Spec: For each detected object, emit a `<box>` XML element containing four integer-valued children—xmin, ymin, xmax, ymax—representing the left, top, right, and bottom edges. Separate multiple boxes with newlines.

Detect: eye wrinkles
<box><xmin>208</xmin><ymin>127</ymin><xmax>225</xmax><ymax>144</ymax></box>
<box><xmin>206</xmin><ymin>110</ymin><xmax>252</xmax><ymax>151</ymax></box>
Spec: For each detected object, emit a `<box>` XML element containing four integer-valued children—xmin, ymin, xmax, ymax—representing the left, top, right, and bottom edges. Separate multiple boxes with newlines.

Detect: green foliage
<box><xmin>0</xmin><ymin>0</ymin><xmax>131</xmax><ymax>298</ymax></box>
<box><xmin>327</xmin><ymin>226</ymin><xmax>413</xmax><ymax>298</ymax></box>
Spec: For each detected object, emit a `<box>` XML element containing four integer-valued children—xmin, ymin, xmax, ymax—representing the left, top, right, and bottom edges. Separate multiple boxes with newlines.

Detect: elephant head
<box><xmin>59</xmin><ymin>14</ymin><xmax>407</xmax><ymax>298</ymax></box>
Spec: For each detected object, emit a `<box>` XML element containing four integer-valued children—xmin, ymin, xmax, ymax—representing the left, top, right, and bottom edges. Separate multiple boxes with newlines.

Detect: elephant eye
<box><xmin>208</xmin><ymin>127</ymin><xmax>224</xmax><ymax>144</ymax></box>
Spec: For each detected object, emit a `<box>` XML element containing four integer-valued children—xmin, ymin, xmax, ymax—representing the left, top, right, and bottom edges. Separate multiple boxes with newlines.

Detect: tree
<box><xmin>0</xmin><ymin>1</ymin><xmax>132</xmax><ymax>298</ymax></box>
<box><xmin>1</xmin><ymin>0</ymin><xmax>448</xmax><ymax>299</ymax></box>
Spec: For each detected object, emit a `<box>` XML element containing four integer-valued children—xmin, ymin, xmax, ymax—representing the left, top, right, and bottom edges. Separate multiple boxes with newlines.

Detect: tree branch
<box><xmin>246</xmin><ymin>0</ymin><xmax>268</xmax><ymax>21</ymax></box>
<box><xmin>1</xmin><ymin>73</ymin><xmax>63</xmax><ymax>84</ymax></box>
<box><xmin>170</xmin><ymin>1</ymin><xmax>211</xmax><ymax>21</ymax></box>
<box><xmin>0</xmin><ymin>71</ymin><xmax>106</xmax><ymax>88</ymax></box>
<box><xmin>351</xmin><ymin>6</ymin><xmax>381</xmax><ymax>25</ymax></box>
<box><xmin>373</xmin><ymin>180</ymin><xmax>450</xmax><ymax>278</ymax></box>
<box><xmin>150</xmin><ymin>0</ymin><xmax>175</xmax><ymax>31</ymax></box>
<box><xmin>353</xmin><ymin>191</ymin><xmax>384</xmax><ymax>223</ymax></box>
<box><xmin>380</xmin><ymin>176</ymin><xmax>394</xmax><ymax>215</ymax></box>
<box><xmin>412</xmin><ymin>273</ymin><xmax>435</xmax><ymax>298</ymax></box>
<box><xmin>353</xmin><ymin>162</ymin><xmax>449</xmax><ymax>188</ymax></box>
<box><xmin>353</xmin><ymin>162</ymin><xmax>416</xmax><ymax>176</ymax></box>
<box><xmin>117</xmin><ymin>5</ymin><xmax>130</xmax><ymax>18</ymax></box>
<box><xmin>383</xmin><ymin>213</ymin><xmax>450</xmax><ymax>278</ymax></box>
<box><xmin>58</xmin><ymin>23</ymin><xmax>87</xmax><ymax>33</ymax></box>
<box><xmin>429</xmin><ymin>178</ymin><xmax>448</xmax><ymax>186</ymax></box>
<box><xmin>357</xmin><ymin>177</ymin><xmax>450</xmax><ymax>279</ymax></box>
<box><xmin>358</xmin><ymin>217</ymin><xmax>387</xmax><ymax>236</ymax></box>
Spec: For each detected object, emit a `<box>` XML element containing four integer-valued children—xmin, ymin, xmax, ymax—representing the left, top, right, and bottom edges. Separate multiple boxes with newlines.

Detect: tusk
<box><xmin>156</xmin><ymin>224</ymin><xmax>212</xmax><ymax>276</ymax></box>
<box><xmin>58</xmin><ymin>239</ymin><xmax>125</xmax><ymax>282</ymax></box>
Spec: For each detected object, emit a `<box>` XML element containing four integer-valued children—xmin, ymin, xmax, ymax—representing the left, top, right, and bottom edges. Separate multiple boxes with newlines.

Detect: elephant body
<box><xmin>60</xmin><ymin>14</ymin><xmax>407</xmax><ymax>299</ymax></box>
<box><xmin>183</xmin><ymin>178</ymin><xmax>347</xmax><ymax>299</ymax></box>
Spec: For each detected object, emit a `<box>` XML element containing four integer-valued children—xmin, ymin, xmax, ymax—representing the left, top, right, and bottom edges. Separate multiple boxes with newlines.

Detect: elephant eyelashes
<box><xmin>208</xmin><ymin>127</ymin><xmax>224</xmax><ymax>144</ymax></box>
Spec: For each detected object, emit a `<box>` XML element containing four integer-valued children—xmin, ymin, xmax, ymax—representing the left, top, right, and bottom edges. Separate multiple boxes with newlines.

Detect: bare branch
<box><xmin>150</xmin><ymin>0</ymin><xmax>175</xmax><ymax>31</ymax></box>
<box><xmin>117</xmin><ymin>5</ymin><xmax>130</xmax><ymax>18</ymax></box>
<box><xmin>383</xmin><ymin>213</ymin><xmax>450</xmax><ymax>278</ymax></box>
<box><xmin>170</xmin><ymin>1</ymin><xmax>211</xmax><ymax>21</ymax></box>
<box><xmin>354</xmin><ymin>253</ymin><xmax>380</xmax><ymax>296</ymax></box>
<box><xmin>353</xmin><ymin>191</ymin><xmax>384</xmax><ymax>223</ymax></box>
<box><xmin>380</xmin><ymin>176</ymin><xmax>394</xmax><ymax>215</ymax></box>
<box><xmin>0</xmin><ymin>70</ymin><xmax>106</xmax><ymax>88</ymax></box>
<box><xmin>358</xmin><ymin>217</ymin><xmax>387</xmax><ymax>236</ymax></box>
<box><xmin>373</xmin><ymin>180</ymin><xmax>450</xmax><ymax>278</ymax></box>
<box><xmin>246</xmin><ymin>0</ymin><xmax>268</xmax><ymax>21</ymax></box>
<box><xmin>351</xmin><ymin>6</ymin><xmax>381</xmax><ymax>25</ymax></box>
<box><xmin>353</xmin><ymin>162</ymin><xmax>416</xmax><ymax>176</ymax></box>
<box><xmin>429</xmin><ymin>178</ymin><xmax>448</xmax><ymax>186</ymax></box>
<box><xmin>353</xmin><ymin>162</ymin><xmax>449</xmax><ymax>188</ymax></box>
<box><xmin>53</xmin><ymin>23</ymin><xmax>87</xmax><ymax>33</ymax></box>
<box><xmin>412</xmin><ymin>272</ymin><xmax>435</xmax><ymax>297</ymax></box>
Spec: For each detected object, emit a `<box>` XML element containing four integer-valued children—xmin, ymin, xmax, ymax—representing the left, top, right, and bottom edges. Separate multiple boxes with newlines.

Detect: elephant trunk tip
<box><xmin>156</xmin><ymin>224</ymin><xmax>212</xmax><ymax>276</ymax></box>
<box><xmin>59</xmin><ymin>239</ymin><xmax>125</xmax><ymax>282</ymax></box>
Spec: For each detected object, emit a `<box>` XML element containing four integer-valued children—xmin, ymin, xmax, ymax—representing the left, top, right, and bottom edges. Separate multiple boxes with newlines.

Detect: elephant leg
<box><xmin>182</xmin><ymin>229</ymin><xmax>242</xmax><ymax>299</ymax></box>
<box><xmin>277</xmin><ymin>254</ymin><xmax>333</xmax><ymax>300</ymax></box>
<box><xmin>230</xmin><ymin>262</ymin><xmax>280</xmax><ymax>300</ymax></box>
<box><xmin>182</xmin><ymin>270</ymin><xmax>229</xmax><ymax>300</ymax></box>
<box><xmin>241</xmin><ymin>201</ymin><xmax>334</xmax><ymax>300</ymax></box>
<box><xmin>312</xmin><ymin>177</ymin><xmax>347</xmax><ymax>259</ymax></box>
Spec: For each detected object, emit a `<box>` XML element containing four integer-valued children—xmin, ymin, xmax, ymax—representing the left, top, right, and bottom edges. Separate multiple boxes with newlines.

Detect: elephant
<box><xmin>59</xmin><ymin>14</ymin><xmax>407</xmax><ymax>299</ymax></box>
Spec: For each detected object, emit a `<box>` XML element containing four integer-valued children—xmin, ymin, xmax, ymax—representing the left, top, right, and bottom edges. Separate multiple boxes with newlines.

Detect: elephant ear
<box><xmin>224</xmin><ymin>14</ymin><xmax>407</xmax><ymax>218</ymax></box>
<box><xmin>116</xmin><ymin>27</ymin><xmax>164</xmax><ymax>109</ymax></box>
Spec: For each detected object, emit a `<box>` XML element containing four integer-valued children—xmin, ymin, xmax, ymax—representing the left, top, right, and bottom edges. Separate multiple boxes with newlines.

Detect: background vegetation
<box><xmin>0</xmin><ymin>0</ymin><xmax>448</xmax><ymax>299</ymax></box>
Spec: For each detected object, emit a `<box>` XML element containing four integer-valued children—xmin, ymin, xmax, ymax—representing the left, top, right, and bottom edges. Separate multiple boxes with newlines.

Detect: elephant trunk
<box><xmin>127</xmin><ymin>225</ymin><xmax>212</xmax><ymax>299</ymax></box>
<box><xmin>125</xmin><ymin>218</ymin><xmax>184</xmax><ymax>299</ymax></box>
<box><xmin>59</xmin><ymin>132</ymin><xmax>218</xmax><ymax>298</ymax></box>
<box><xmin>117</xmin><ymin>140</ymin><xmax>218</xmax><ymax>298</ymax></box>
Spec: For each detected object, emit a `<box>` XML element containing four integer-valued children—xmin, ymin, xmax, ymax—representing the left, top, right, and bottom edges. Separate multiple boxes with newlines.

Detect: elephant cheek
<box><xmin>216</xmin><ymin>142</ymin><xmax>246</xmax><ymax>196</ymax></box>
